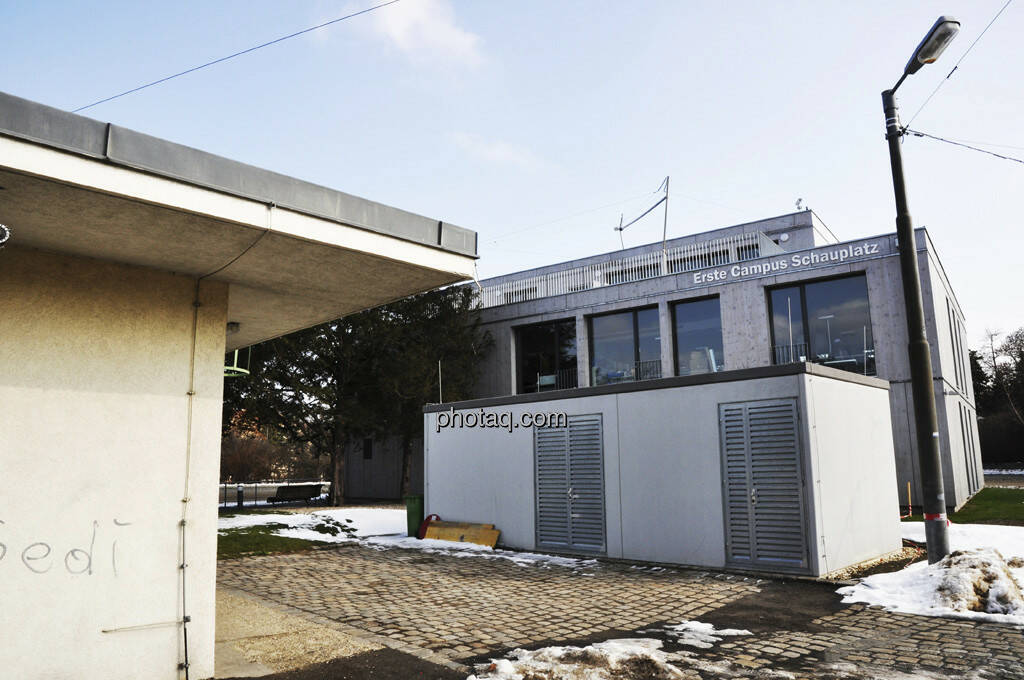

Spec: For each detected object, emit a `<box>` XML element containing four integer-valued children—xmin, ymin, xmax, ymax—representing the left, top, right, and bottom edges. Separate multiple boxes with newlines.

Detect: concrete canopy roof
<box><xmin>0</xmin><ymin>92</ymin><xmax>478</xmax><ymax>349</ymax></box>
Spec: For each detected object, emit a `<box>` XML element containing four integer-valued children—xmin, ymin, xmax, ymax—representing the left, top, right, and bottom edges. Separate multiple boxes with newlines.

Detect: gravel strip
<box><xmin>217</xmin><ymin>589</ymin><xmax>380</xmax><ymax>671</ymax></box>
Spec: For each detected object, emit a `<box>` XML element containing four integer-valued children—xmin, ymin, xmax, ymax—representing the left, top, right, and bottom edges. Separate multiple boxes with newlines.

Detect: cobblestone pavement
<box><xmin>219</xmin><ymin>544</ymin><xmax>1024</xmax><ymax>678</ymax></box>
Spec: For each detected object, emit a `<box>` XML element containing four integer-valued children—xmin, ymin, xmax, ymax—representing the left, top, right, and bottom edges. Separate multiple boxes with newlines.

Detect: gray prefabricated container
<box><xmin>424</xmin><ymin>363</ymin><xmax>901</xmax><ymax>577</ymax></box>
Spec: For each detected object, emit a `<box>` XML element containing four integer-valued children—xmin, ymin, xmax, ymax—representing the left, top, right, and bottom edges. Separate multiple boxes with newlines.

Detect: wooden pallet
<box><xmin>423</xmin><ymin>520</ymin><xmax>500</xmax><ymax>547</ymax></box>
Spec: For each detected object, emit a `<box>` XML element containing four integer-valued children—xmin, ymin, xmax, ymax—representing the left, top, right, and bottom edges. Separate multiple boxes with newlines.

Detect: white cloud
<box><xmin>451</xmin><ymin>132</ymin><xmax>544</xmax><ymax>169</ymax></box>
<box><xmin>369</xmin><ymin>0</ymin><xmax>482</xmax><ymax>66</ymax></box>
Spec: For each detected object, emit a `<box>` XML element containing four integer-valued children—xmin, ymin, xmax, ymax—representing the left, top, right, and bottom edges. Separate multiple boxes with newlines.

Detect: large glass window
<box><xmin>517</xmin><ymin>320</ymin><xmax>577</xmax><ymax>393</ymax></box>
<box><xmin>590</xmin><ymin>307</ymin><xmax>662</xmax><ymax>385</ymax></box>
<box><xmin>770</xmin><ymin>286</ymin><xmax>807</xmax><ymax>364</ymax></box>
<box><xmin>673</xmin><ymin>297</ymin><xmax>724</xmax><ymax>375</ymax></box>
<box><xmin>769</xmin><ymin>274</ymin><xmax>875</xmax><ymax>375</ymax></box>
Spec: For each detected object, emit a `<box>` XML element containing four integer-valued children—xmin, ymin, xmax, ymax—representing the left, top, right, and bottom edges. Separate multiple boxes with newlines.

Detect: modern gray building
<box><xmin>465</xmin><ymin>210</ymin><xmax>981</xmax><ymax>512</ymax></box>
<box><xmin>420</xmin><ymin>210</ymin><xmax>978</xmax><ymax>575</ymax></box>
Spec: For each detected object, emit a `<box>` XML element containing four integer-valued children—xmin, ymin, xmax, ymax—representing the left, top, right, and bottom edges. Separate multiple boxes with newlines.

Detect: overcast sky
<box><xmin>3</xmin><ymin>1</ymin><xmax>1021</xmax><ymax>346</ymax></box>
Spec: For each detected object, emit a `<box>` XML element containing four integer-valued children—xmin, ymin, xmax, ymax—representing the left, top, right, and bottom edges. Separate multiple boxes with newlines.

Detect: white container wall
<box><xmin>425</xmin><ymin>364</ymin><xmax>901</xmax><ymax>577</ymax></box>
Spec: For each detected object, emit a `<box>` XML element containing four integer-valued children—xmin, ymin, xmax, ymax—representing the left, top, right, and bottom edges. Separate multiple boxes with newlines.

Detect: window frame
<box><xmin>587</xmin><ymin>305</ymin><xmax>660</xmax><ymax>386</ymax></box>
<box><xmin>766</xmin><ymin>272</ymin><xmax>875</xmax><ymax>373</ymax></box>
<box><xmin>513</xmin><ymin>317</ymin><xmax>578</xmax><ymax>394</ymax></box>
<box><xmin>669</xmin><ymin>294</ymin><xmax>724</xmax><ymax>376</ymax></box>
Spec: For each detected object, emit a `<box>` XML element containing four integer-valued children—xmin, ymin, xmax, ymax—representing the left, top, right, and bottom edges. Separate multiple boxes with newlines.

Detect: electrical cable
<box><xmin>177</xmin><ymin>278</ymin><xmax>202</xmax><ymax>680</ymax></box>
<box><xmin>905</xmin><ymin>128</ymin><xmax>1024</xmax><ymax>165</ymax></box>
<box><xmin>487</xmin><ymin>191</ymin><xmax>656</xmax><ymax>244</ymax></box>
<box><xmin>73</xmin><ymin>0</ymin><xmax>404</xmax><ymax>113</ymax></box>
<box><xmin>173</xmin><ymin>210</ymin><xmax>272</xmax><ymax>676</ymax></box>
<box><xmin>932</xmin><ymin>137</ymin><xmax>1024</xmax><ymax>152</ymax></box>
<box><xmin>905</xmin><ymin>0</ymin><xmax>1015</xmax><ymax>127</ymax></box>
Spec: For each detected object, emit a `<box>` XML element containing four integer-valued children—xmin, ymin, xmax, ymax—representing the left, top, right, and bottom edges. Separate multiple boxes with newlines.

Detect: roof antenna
<box><xmin>659</xmin><ymin>176</ymin><xmax>670</xmax><ymax>274</ymax></box>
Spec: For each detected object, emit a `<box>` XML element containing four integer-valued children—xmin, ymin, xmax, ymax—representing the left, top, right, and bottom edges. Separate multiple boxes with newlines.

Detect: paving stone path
<box><xmin>219</xmin><ymin>544</ymin><xmax>1024</xmax><ymax>678</ymax></box>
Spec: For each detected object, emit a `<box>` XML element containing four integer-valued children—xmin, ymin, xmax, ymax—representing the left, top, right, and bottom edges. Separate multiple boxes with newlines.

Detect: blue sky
<box><xmin>3</xmin><ymin>1</ymin><xmax>1021</xmax><ymax>343</ymax></box>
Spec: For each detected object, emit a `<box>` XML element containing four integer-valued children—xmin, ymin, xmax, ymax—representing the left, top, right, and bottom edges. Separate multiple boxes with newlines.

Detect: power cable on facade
<box><xmin>73</xmin><ymin>0</ymin><xmax>404</xmax><ymax>112</ymax></box>
<box><xmin>905</xmin><ymin>0</ymin><xmax>1015</xmax><ymax>127</ymax></box>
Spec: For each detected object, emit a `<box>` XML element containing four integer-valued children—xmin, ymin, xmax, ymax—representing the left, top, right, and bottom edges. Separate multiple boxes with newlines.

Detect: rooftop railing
<box><xmin>479</xmin><ymin>231</ymin><xmax>783</xmax><ymax>308</ymax></box>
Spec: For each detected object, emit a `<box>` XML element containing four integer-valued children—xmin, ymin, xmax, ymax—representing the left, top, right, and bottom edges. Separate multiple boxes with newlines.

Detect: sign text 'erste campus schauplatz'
<box><xmin>690</xmin><ymin>239</ymin><xmax>886</xmax><ymax>286</ymax></box>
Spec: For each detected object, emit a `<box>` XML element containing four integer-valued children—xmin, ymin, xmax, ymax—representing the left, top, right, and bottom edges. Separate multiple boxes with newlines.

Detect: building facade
<box><xmin>469</xmin><ymin>211</ymin><xmax>981</xmax><ymax>511</ymax></box>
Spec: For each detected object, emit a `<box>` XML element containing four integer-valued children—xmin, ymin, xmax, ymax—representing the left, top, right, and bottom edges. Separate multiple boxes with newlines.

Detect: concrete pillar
<box><xmin>576</xmin><ymin>313</ymin><xmax>589</xmax><ymax>387</ymax></box>
<box><xmin>658</xmin><ymin>301</ymin><xmax>674</xmax><ymax>378</ymax></box>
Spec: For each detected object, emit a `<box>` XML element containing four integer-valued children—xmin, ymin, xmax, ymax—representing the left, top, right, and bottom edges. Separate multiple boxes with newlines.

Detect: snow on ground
<box><xmin>360</xmin><ymin>534</ymin><xmax>598</xmax><ymax>569</ymax></box>
<box><xmin>984</xmin><ymin>469</ymin><xmax>1024</xmax><ymax>475</ymax></box>
<box><xmin>659</xmin><ymin>621</ymin><xmax>750</xmax><ymax>649</ymax></box>
<box><xmin>218</xmin><ymin>507</ymin><xmax>406</xmax><ymax>538</ymax></box>
<box><xmin>838</xmin><ymin>522</ymin><xmax>1024</xmax><ymax>625</ymax></box>
<box><xmin>466</xmin><ymin>636</ymin><xmax>972</xmax><ymax>680</ymax></box>
<box><xmin>901</xmin><ymin>521</ymin><xmax>1024</xmax><ymax>556</ymax></box>
<box><xmin>467</xmin><ymin>638</ymin><xmax>685</xmax><ymax>680</ymax></box>
<box><xmin>218</xmin><ymin>508</ymin><xmax>598</xmax><ymax>569</ymax></box>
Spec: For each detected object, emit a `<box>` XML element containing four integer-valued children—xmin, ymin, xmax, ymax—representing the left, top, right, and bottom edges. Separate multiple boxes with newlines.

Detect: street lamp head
<box><xmin>904</xmin><ymin>16</ymin><xmax>960</xmax><ymax>75</ymax></box>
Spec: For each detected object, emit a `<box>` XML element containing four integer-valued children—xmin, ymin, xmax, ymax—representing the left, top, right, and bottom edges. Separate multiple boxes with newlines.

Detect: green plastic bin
<box><xmin>404</xmin><ymin>494</ymin><xmax>424</xmax><ymax>537</ymax></box>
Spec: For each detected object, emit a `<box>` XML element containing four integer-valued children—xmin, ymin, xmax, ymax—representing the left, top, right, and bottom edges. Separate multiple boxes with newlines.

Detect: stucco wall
<box><xmin>0</xmin><ymin>247</ymin><xmax>226</xmax><ymax>680</ymax></box>
<box><xmin>425</xmin><ymin>367</ymin><xmax>899</xmax><ymax>575</ymax></box>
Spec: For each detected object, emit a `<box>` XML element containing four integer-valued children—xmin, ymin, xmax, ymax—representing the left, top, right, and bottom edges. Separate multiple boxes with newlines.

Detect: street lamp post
<box><xmin>882</xmin><ymin>16</ymin><xmax>960</xmax><ymax>564</ymax></box>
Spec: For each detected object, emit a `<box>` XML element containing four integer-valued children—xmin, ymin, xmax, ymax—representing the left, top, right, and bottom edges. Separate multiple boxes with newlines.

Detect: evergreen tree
<box><xmin>224</xmin><ymin>286</ymin><xmax>491</xmax><ymax>504</ymax></box>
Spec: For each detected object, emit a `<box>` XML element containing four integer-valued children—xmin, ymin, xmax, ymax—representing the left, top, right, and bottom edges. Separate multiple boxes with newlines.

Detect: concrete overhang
<box><xmin>0</xmin><ymin>91</ymin><xmax>478</xmax><ymax>349</ymax></box>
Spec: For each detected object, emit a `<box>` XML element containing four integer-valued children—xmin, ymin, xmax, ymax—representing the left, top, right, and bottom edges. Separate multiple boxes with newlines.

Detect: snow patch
<box><xmin>660</xmin><ymin>620</ymin><xmax>751</xmax><ymax>649</ymax></box>
<box><xmin>468</xmin><ymin>638</ymin><xmax>684</xmax><ymax>680</ymax></box>
<box><xmin>218</xmin><ymin>509</ymin><xmax>597</xmax><ymax>569</ymax></box>
<box><xmin>218</xmin><ymin>508</ymin><xmax>405</xmax><ymax>540</ymax></box>
<box><xmin>363</xmin><ymin>534</ymin><xmax>598</xmax><ymax>569</ymax></box>
<box><xmin>839</xmin><ymin>547</ymin><xmax>1024</xmax><ymax>624</ymax></box>
<box><xmin>901</xmin><ymin>521</ymin><xmax>1024</xmax><ymax>558</ymax></box>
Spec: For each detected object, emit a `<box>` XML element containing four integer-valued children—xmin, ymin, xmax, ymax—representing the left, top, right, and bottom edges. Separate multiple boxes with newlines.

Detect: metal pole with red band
<box><xmin>882</xmin><ymin>87</ymin><xmax>950</xmax><ymax>564</ymax></box>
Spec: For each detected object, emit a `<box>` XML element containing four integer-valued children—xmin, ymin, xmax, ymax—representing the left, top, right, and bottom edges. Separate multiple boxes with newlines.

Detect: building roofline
<box><xmin>0</xmin><ymin>90</ymin><xmax>477</xmax><ymax>258</ymax></box>
<box><xmin>423</xmin><ymin>362</ymin><xmax>889</xmax><ymax>413</ymax></box>
<box><xmin>480</xmin><ymin>210</ymin><xmax>822</xmax><ymax>286</ymax></box>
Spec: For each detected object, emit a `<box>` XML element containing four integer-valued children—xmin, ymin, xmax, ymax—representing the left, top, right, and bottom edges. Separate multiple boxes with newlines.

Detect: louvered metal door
<box><xmin>720</xmin><ymin>399</ymin><xmax>808</xmax><ymax>571</ymax></box>
<box><xmin>535</xmin><ymin>414</ymin><xmax>605</xmax><ymax>554</ymax></box>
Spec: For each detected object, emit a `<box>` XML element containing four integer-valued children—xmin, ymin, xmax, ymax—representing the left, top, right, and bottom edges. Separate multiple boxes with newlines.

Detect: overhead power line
<box><xmin>73</xmin><ymin>0</ymin><xmax>404</xmax><ymax>113</ymax></box>
<box><xmin>936</xmin><ymin>136</ymin><xmax>1024</xmax><ymax>152</ymax></box>
<box><xmin>487</xmin><ymin>191</ymin><xmax>657</xmax><ymax>244</ymax></box>
<box><xmin>905</xmin><ymin>0</ymin><xmax>1015</xmax><ymax>127</ymax></box>
<box><xmin>906</xmin><ymin>128</ymin><xmax>1024</xmax><ymax>166</ymax></box>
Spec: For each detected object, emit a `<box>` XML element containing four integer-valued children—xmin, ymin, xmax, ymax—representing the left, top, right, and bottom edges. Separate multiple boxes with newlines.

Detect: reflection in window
<box><xmin>673</xmin><ymin>297</ymin><xmax>724</xmax><ymax>375</ymax></box>
<box><xmin>517</xmin><ymin>320</ymin><xmax>577</xmax><ymax>393</ymax></box>
<box><xmin>770</xmin><ymin>286</ymin><xmax>806</xmax><ymax>364</ymax></box>
<box><xmin>590</xmin><ymin>308</ymin><xmax>662</xmax><ymax>385</ymax></box>
<box><xmin>769</xmin><ymin>275</ymin><xmax>875</xmax><ymax>375</ymax></box>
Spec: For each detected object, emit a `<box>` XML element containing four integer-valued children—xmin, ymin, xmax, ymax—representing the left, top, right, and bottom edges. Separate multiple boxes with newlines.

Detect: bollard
<box><xmin>236</xmin><ymin>483</ymin><xmax>244</xmax><ymax>509</ymax></box>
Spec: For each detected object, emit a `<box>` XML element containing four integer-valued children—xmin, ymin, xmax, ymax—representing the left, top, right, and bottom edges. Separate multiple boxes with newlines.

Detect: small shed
<box><xmin>424</xmin><ymin>363</ymin><xmax>901</xmax><ymax>576</ymax></box>
<box><xmin>0</xmin><ymin>91</ymin><xmax>477</xmax><ymax>679</ymax></box>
